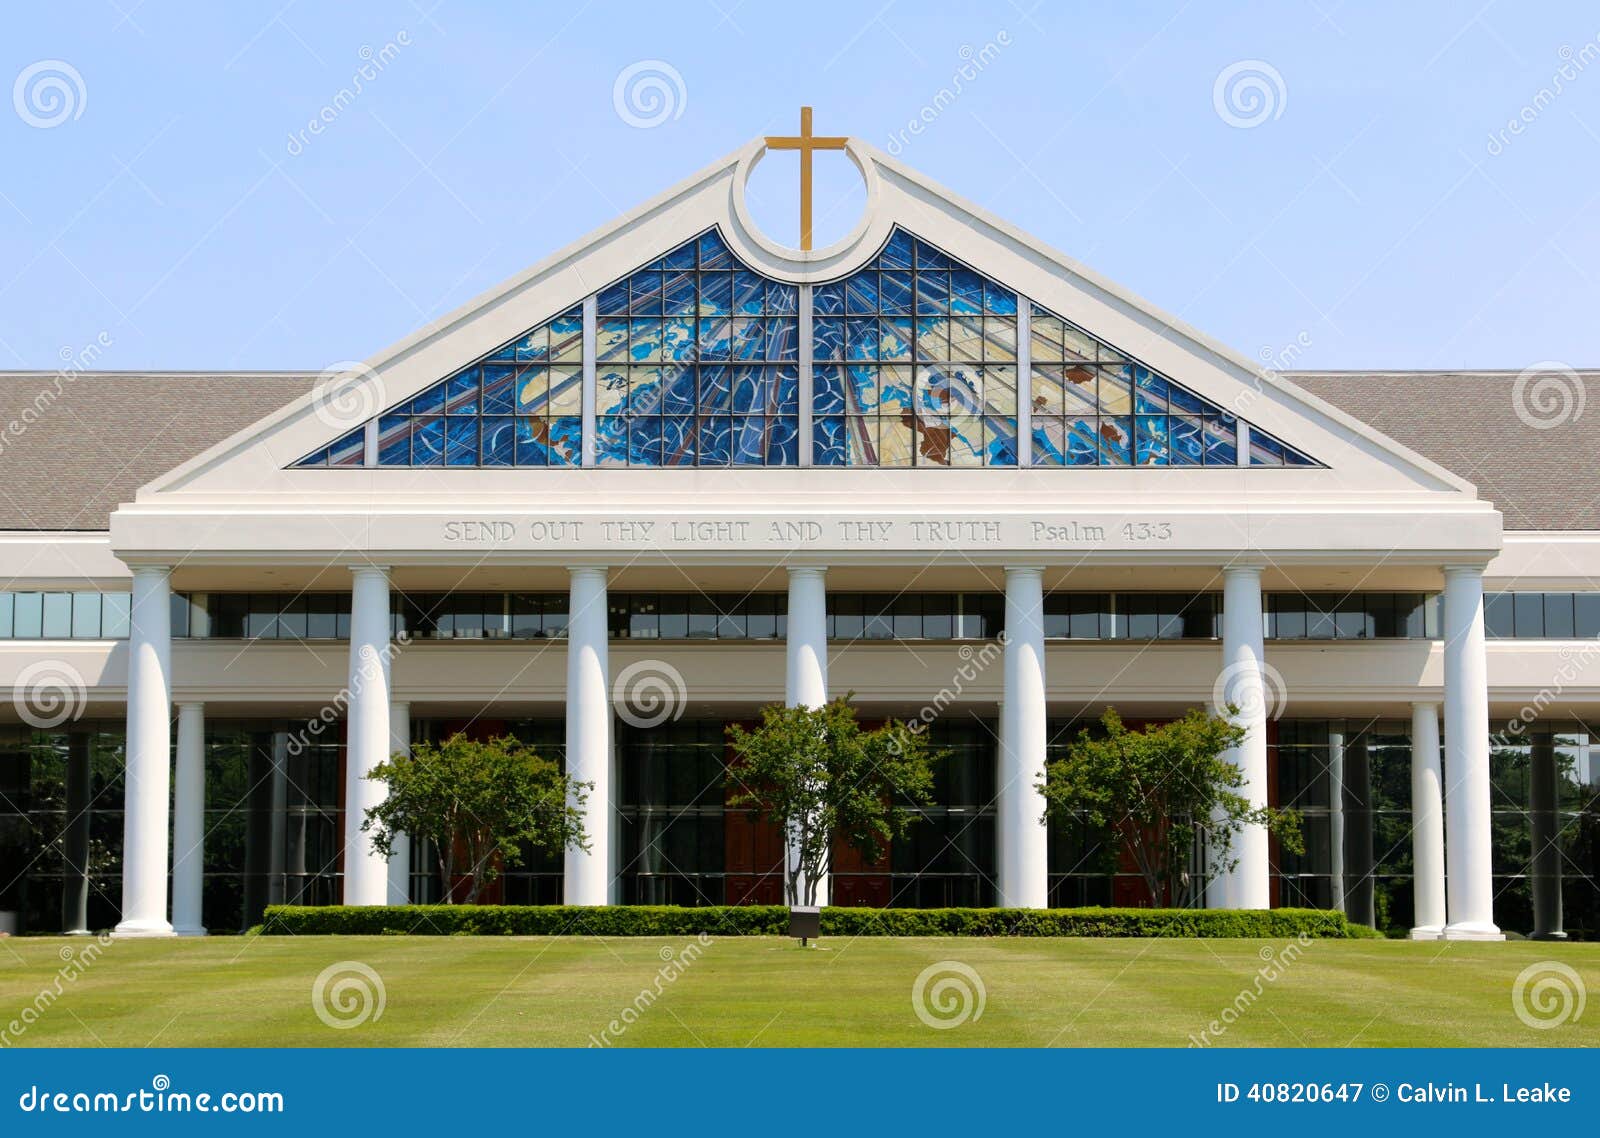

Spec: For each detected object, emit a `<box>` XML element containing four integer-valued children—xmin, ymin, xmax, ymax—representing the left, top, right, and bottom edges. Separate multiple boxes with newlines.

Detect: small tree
<box><xmin>363</xmin><ymin>733</ymin><xmax>589</xmax><ymax>904</ymax></box>
<box><xmin>726</xmin><ymin>698</ymin><xmax>938</xmax><ymax>906</ymax></box>
<box><xmin>1037</xmin><ymin>708</ymin><xmax>1302</xmax><ymax>908</ymax></box>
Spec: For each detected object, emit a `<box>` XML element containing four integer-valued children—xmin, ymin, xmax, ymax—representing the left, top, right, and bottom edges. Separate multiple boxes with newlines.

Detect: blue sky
<box><xmin>3</xmin><ymin>1</ymin><xmax>1599</xmax><ymax>372</ymax></box>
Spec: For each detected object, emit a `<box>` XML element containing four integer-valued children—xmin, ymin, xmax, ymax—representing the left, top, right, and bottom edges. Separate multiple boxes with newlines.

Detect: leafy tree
<box><xmin>725</xmin><ymin>698</ymin><xmax>938</xmax><ymax>906</ymax></box>
<box><xmin>1037</xmin><ymin>707</ymin><xmax>1303</xmax><ymax>908</ymax></box>
<box><xmin>363</xmin><ymin>733</ymin><xmax>589</xmax><ymax>904</ymax></box>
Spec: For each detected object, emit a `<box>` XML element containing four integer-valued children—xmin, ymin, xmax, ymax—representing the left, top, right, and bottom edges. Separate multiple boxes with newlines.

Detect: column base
<box><xmin>111</xmin><ymin>919</ymin><xmax>176</xmax><ymax>939</ymax></box>
<box><xmin>1408</xmin><ymin>925</ymin><xmax>1444</xmax><ymax>941</ymax></box>
<box><xmin>172</xmin><ymin>926</ymin><xmax>208</xmax><ymax>938</ymax></box>
<box><xmin>63</xmin><ymin>928</ymin><xmax>92</xmax><ymax>937</ymax></box>
<box><xmin>1529</xmin><ymin>930</ymin><xmax>1568</xmax><ymax>941</ymax></box>
<box><xmin>1442</xmin><ymin>921</ymin><xmax>1505</xmax><ymax>941</ymax></box>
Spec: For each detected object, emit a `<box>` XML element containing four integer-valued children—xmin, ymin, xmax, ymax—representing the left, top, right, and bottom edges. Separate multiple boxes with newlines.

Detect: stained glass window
<box><xmin>813</xmin><ymin>229</ymin><xmax>1018</xmax><ymax>467</ymax></box>
<box><xmin>593</xmin><ymin>229</ymin><xmax>799</xmax><ymax>466</ymax></box>
<box><xmin>1029</xmin><ymin>301</ymin><xmax>1315</xmax><ymax>467</ymax></box>
<box><xmin>294</xmin><ymin>307</ymin><xmax>585</xmax><ymax>468</ymax></box>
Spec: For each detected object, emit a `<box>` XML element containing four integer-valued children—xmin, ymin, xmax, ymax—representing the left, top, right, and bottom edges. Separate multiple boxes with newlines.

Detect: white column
<box><xmin>1442</xmin><ymin>566</ymin><xmax>1503</xmax><ymax>939</ymax></box>
<box><xmin>1215</xmin><ymin>565</ymin><xmax>1270</xmax><ymax>909</ymax></box>
<box><xmin>565</xmin><ymin>567</ymin><xmax>612</xmax><ymax>905</ymax></box>
<box><xmin>170</xmin><ymin>702</ymin><xmax>206</xmax><ymax>935</ymax></box>
<box><xmin>785</xmin><ymin>566</ymin><xmax>829</xmax><ymax>905</ymax></box>
<box><xmin>1000</xmin><ymin>568</ymin><xmax>1048</xmax><ymax>908</ymax></box>
<box><xmin>1409</xmin><ymin>702</ymin><xmax>1446</xmax><ymax>939</ymax></box>
<box><xmin>387</xmin><ymin>701</ymin><xmax>412</xmax><ymax>905</ymax></box>
<box><xmin>343</xmin><ymin>566</ymin><xmax>393</xmax><ymax>906</ymax></box>
<box><xmin>1327</xmin><ymin>728</ymin><xmax>1346</xmax><ymax>913</ymax></box>
<box><xmin>114</xmin><ymin>566</ymin><xmax>175</xmax><ymax>937</ymax></box>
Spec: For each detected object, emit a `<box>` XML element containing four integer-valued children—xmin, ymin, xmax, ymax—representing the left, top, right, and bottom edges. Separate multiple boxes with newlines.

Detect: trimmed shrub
<box><xmin>259</xmin><ymin>904</ymin><xmax>1378</xmax><ymax>939</ymax></box>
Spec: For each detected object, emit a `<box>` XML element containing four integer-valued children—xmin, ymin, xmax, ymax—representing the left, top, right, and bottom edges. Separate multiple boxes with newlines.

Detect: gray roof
<box><xmin>0</xmin><ymin>372</ymin><xmax>314</xmax><ymax>532</ymax></box>
<box><xmin>0</xmin><ymin>370</ymin><xmax>1594</xmax><ymax>532</ymax></box>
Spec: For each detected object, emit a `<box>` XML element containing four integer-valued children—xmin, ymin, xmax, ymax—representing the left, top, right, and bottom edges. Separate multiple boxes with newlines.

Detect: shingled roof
<box><xmin>0</xmin><ymin>370</ymin><xmax>1594</xmax><ymax>532</ymax></box>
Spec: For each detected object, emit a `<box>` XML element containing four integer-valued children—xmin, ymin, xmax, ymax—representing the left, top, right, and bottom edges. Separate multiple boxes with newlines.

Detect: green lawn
<box><xmin>1</xmin><ymin>934</ymin><xmax>1595</xmax><ymax>1047</ymax></box>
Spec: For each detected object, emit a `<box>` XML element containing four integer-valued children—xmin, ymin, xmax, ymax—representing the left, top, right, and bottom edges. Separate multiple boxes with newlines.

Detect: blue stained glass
<box><xmin>661</xmin><ymin>416</ymin><xmax>695</xmax><ymax>465</ymax></box>
<box><xmin>664</xmin><ymin>318</ymin><xmax>697</xmax><ymax>362</ymax></box>
<box><xmin>813</xmin><ymin>317</ymin><xmax>844</xmax><ymax>360</ymax></box>
<box><xmin>663</xmin><ymin>241</ymin><xmax>696</xmax><ymax>271</ymax></box>
<box><xmin>329</xmin><ymin>428</ymin><xmax>365</xmax><ymax>467</ymax></box>
<box><xmin>550</xmin><ymin>309</ymin><xmax>582</xmax><ymax>341</ymax></box>
<box><xmin>630</xmin><ymin>318</ymin><xmax>662</xmax><ymax>362</ymax></box>
<box><xmin>1286</xmin><ymin>445</ymin><xmax>1317</xmax><ymax>468</ymax></box>
<box><xmin>846</xmin><ymin>273</ymin><xmax>879</xmax><ymax>315</ymax></box>
<box><xmin>733</xmin><ymin>319</ymin><xmax>765</xmax><ymax>361</ymax></box>
<box><xmin>814</xmin><ymin>416</ymin><xmax>847</xmax><ymax>465</ymax></box>
<box><xmin>1134</xmin><ymin>368</ymin><xmax>1168</xmax><ymax>414</ymax></box>
<box><xmin>846</xmin><ymin>364</ymin><xmax>879</xmax><ymax>414</ymax></box>
<box><xmin>847</xmin><ymin>317</ymin><xmax>879</xmax><ymax>361</ymax></box>
<box><xmin>984</xmin><ymin>281</ymin><xmax>1017</xmax><ymax>315</ymax></box>
<box><xmin>698</xmin><ymin>273</ymin><xmax>731</xmax><ymax>315</ymax></box>
<box><xmin>629</xmin><ymin>271</ymin><xmax>664</xmax><ymax>314</ymax></box>
<box><xmin>731</xmin><ymin>366</ymin><xmax>765</xmax><ymax>413</ymax></box>
<box><xmin>914</xmin><ymin>239</ymin><xmax>951</xmax><ymax>270</ymax></box>
<box><xmin>699</xmin><ymin>366</ymin><xmax>731</xmax><ymax>412</ymax></box>
<box><xmin>662</xmin><ymin>367</ymin><xmax>696</xmax><ymax>414</ymax></box>
<box><xmin>814</xmin><ymin>365</ymin><xmax>845</xmax><ymax>413</ymax></box>
<box><xmin>482</xmin><ymin>367</ymin><xmax>515</xmax><ymax>415</ymax></box>
<box><xmin>697</xmin><ymin>230</ymin><xmax>732</xmax><ymax>270</ymax></box>
<box><xmin>882</xmin><ymin>230</ymin><xmax>914</xmax><ymax>269</ymax></box>
<box><xmin>548</xmin><ymin>417</ymin><xmax>582</xmax><ymax>465</ymax></box>
<box><xmin>1250</xmin><ymin>430</ymin><xmax>1288</xmax><ymax>466</ymax></box>
<box><xmin>1033</xmin><ymin>425</ymin><xmax>1065</xmax><ymax>467</ymax></box>
<box><xmin>445</xmin><ymin>369</ymin><xmax>479</xmax><ymax>415</ymax></box>
<box><xmin>766</xmin><ymin>317</ymin><xmax>798</xmax><ymax>361</ymax></box>
<box><xmin>987</xmin><ymin>428</ymin><xmax>1018</xmax><ymax>466</ymax></box>
<box><xmin>732</xmin><ymin>416</ymin><xmax>766</xmax><ymax>465</ymax></box>
<box><xmin>299</xmin><ymin>446</ymin><xmax>329</xmax><ymax>467</ymax></box>
<box><xmin>1066</xmin><ymin>419</ymin><xmax>1099</xmax><ymax>466</ymax></box>
<box><xmin>813</xmin><ymin>280</ymin><xmax>845</xmax><ymax>315</ymax></box>
<box><xmin>514</xmin><ymin>418</ymin><xmax>548</xmax><ymax>466</ymax></box>
<box><xmin>410</xmin><ymin>380</ymin><xmax>446</xmax><ymax>416</ymax></box>
<box><xmin>482</xmin><ymin>417</ymin><xmax>514</xmax><ymax>465</ymax></box>
<box><xmin>768</xmin><ymin>415</ymin><xmax>799</xmax><ymax>464</ymax></box>
<box><xmin>1167</xmin><ymin>382</ymin><xmax>1206</xmax><ymax>415</ymax></box>
<box><xmin>774</xmin><ymin>366</ymin><xmax>799</xmax><ymax>414</ymax></box>
<box><xmin>1203</xmin><ymin>416</ymin><xmax>1237</xmax><ymax>465</ymax></box>
<box><xmin>598</xmin><ymin>281</ymin><xmax>629</xmax><ymax>315</ymax></box>
<box><xmin>879</xmin><ymin>270</ymin><xmax>913</xmax><ymax>314</ymax></box>
<box><xmin>696</xmin><ymin>318</ymin><xmax>730</xmax><ymax>360</ymax></box>
<box><xmin>1170</xmin><ymin>416</ymin><xmax>1203</xmax><ymax>465</ymax></box>
<box><xmin>412</xmin><ymin>416</ymin><xmax>446</xmax><ymax>466</ymax></box>
<box><xmin>950</xmin><ymin>269</ymin><xmax>983</xmax><ymax>315</ymax></box>
<box><xmin>597</xmin><ymin>318</ymin><xmax>628</xmax><ymax>360</ymax></box>
<box><xmin>515</xmin><ymin>329</ymin><xmax>549</xmax><ymax>363</ymax></box>
<box><xmin>766</xmin><ymin>280</ymin><xmax>798</xmax><ymax>314</ymax></box>
<box><xmin>699</xmin><ymin>417</ymin><xmax>732</xmax><ymax>464</ymax></box>
<box><xmin>665</xmin><ymin>271</ymin><xmax>696</xmax><ymax>316</ymax></box>
<box><xmin>378</xmin><ymin>415</ymin><xmax>409</xmax><ymax>464</ymax></box>
<box><xmin>445</xmin><ymin>418</ymin><xmax>478</xmax><ymax>465</ymax></box>
<box><xmin>733</xmin><ymin>271</ymin><xmax>764</xmax><ymax>315</ymax></box>
<box><xmin>881</xmin><ymin>317</ymin><xmax>913</xmax><ymax>361</ymax></box>
<box><xmin>1136</xmin><ymin>415</ymin><xmax>1168</xmax><ymax>465</ymax></box>
<box><xmin>915</xmin><ymin>271</ymin><xmax>949</xmax><ymax>314</ymax></box>
<box><xmin>1098</xmin><ymin>417</ymin><xmax>1132</xmax><ymax>465</ymax></box>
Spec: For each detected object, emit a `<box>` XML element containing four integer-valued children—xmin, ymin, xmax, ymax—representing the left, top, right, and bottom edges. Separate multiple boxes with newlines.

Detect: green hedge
<box><xmin>259</xmin><ymin>904</ymin><xmax>1378</xmax><ymax>939</ymax></box>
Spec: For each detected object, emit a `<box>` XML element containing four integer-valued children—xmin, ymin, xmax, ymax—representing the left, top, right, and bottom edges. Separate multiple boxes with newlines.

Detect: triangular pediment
<box><xmin>135</xmin><ymin>136</ymin><xmax>1476</xmax><ymax>502</ymax></box>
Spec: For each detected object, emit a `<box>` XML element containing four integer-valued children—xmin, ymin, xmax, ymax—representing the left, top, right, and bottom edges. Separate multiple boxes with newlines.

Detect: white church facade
<box><xmin>2</xmin><ymin>125</ymin><xmax>1597</xmax><ymax>941</ymax></box>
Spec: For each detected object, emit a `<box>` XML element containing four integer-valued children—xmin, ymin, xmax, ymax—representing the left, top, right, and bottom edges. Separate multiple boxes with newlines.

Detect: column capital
<box><xmin>567</xmin><ymin>564</ymin><xmax>610</xmax><ymax>580</ymax></box>
<box><xmin>1441</xmin><ymin>563</ymin><xmax>1490</xmax><ymax>579</ymax></box>
<box><xmin>1409</xmin><ymin>699</ymin><xmax>1440</xmax><ymax>713</ymax></box>
<box><xmin>1003</xmin><ymin>565</ymin><xmax>1045</xmax><ymax>577</ymax></box>
<box><xmin>349</xmin><ymin>564</ymin><xmax>391</xmax><ymax>579</ymax></box>
<box><xmin>175</xmin><ymin>700</ymin><xmax>206</xmax><ymax>711</ymax></box>
<box><xmin>786</xmin><ymin>564</ymin><xmax>828</xmax><ymax>578</ymax></box>
<box><xmin>1221</xmin><ymin>562</ymin><xmax>1265</xmax><ymax>580</ymax></box>
<box><xmin>130</xmin><ymin>564</ymin><xmax>172</xmax><ymax>579</ymax></box>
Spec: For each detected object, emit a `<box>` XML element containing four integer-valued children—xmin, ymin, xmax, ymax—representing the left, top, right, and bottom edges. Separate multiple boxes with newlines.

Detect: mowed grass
<box><xmin>0</xmin><ymin>934</ymin><xmax>1596</xmax><ymax>1048</ymax></box>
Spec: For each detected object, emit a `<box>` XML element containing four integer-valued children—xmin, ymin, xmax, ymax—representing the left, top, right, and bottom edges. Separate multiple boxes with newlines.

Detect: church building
<box><xmin>2</xmin><ymin>118</ymin><xmax>1596</xmax><ymax>940</ymax></box>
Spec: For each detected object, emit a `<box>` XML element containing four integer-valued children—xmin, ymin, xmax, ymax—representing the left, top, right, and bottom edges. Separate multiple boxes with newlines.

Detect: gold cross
<box><xmin>764</xmin><ymin>106</ymin><xmax>848</xmax><ymax>251</ymax></box>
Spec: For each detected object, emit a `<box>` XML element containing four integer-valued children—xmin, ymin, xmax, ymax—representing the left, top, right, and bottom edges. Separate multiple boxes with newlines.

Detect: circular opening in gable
<box><xmin>742</xmin><ymin>144</ymin><xmax>867</xmax><ymax>253</ymax></box>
